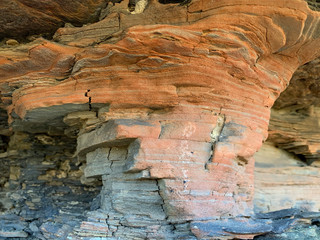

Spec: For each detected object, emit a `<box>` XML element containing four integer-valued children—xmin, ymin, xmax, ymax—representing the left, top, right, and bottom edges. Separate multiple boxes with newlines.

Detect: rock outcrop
<box><xmin>268</xmin><ymin>57</ymin><xmax>320</xmax><ymax>165</ymax></box>
<box><xmin>254</xmin><ymin>142</ymin><xmax>320</xmax><ymax>213</ymax></box>
<box><xmin>0</xmin><ymin>0</ymin><xmax>320</xmax><ymax>239</ymax></box>
<box><xmin>0</xmin><ymin>0</ymin><xmax>108</xmax><ymax>39</ymax></box>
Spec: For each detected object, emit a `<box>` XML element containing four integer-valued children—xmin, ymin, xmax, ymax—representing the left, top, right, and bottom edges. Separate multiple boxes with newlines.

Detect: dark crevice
<box><xmin>296</xmin><ymin>154</ymin><xmax>308</xmax><ymax>164</ymax></box>
<box><xmin>84</xmin><ymin>89</ymin><xmax>92</xmax><ymax>111</ymax></box>
<box><xmin>205</xmin><ymin>142</ymin><xmax>217</xmax><ymax>170</ymax></box>
<box><xmin>159</xmin><ymin>0</ymin><xmax>191</xmax><ymax>5</ymax></box>
<box><xmin>128</xmin><ymin>0</ymin><xmax>136</xmax><ymax>12</ymax></box>
<box><xmin>155</xmin><ymin>179</ymin><xmax>167</xmax><ymax>218</ymax></box>
<box><xmin>109</xmin><ymin>0</ymin><xmax>123</xmax><ymax>5</ymax></box>
<box><xmin>88</xmin><ymin>97</ymin><xmax>92</xmax><ymax>111</ymax></box>
<box><xmin>155</xmin><ymin>179</ymin><xmax>178</xmax><ymax>237</ymax></box>
<box><xmin>306</xmin><ymin>0</ymin><xmax>320</xmax><ymax>11</ymax></box>
<box><xmin>237</xmin><ymin>156</ymin><xmax>249</xmax><ymax>166</ymax></box>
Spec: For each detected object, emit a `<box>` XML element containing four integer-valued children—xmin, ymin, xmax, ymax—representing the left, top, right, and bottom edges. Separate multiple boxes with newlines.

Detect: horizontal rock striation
<box><xmin>0</xmin><ymin>0</ymin><xmax>319</xmax><ymax>239</ymax></box>
<box><xmin>306</xmin><ymin>0</ymin><xmax>320</xmax><ymax>11</ymax></box>
<box><xmin>269</xmin><ymin>107</ymin><xmax>320</xmax><ymax>164</ymax></box>
<box><xmin>0</xmin><ymin>132</ymin><xmax>101</xmax><ymax>239</ymax></box>
<box><xmin>269</xmin><ymin>57</ymin><xmax>320</xmax><ymax>165</ymax></box>
<box><xmin>0</xmin><ymin>0</ymin><xmax>108</xmax><ymax>39</ymax></box>
<box><xmin>254</xmin><ymin>142</ymin><xmax>320</xmax><ymax>213</ymax></box>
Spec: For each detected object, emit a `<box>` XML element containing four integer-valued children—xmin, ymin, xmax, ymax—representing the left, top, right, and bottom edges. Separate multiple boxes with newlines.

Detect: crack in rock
<box><xmin>205</xmin><ymin>113</ymin><xmax>225</xmax><ymax>170</ymax></box>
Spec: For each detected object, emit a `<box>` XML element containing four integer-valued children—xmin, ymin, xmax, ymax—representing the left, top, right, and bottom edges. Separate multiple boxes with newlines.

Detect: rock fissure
<box><xmin>0</xmin><ymin>0</ymin><xmax>320</xmax><ymax>239</ymax></box>
<box><xmin>205</xmin><ymin>113</ymin><xmax>226</xmax><ymax>170</ymax></box>
<box><xmin>84</xmin><ymin>89</ymin><xmax>92</xmax><ymax>111</ymax></box>
<box><xmin>155</xmin><ymin>179</ymin><xmax>168</xmax><ymax>221</ymax></box>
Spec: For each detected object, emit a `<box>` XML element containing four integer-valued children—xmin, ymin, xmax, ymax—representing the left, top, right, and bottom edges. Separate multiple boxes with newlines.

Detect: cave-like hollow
<box><xmin>0</xmin><ymin>0</ymin><xmax>320</xmax><ymax>239</ymax></box>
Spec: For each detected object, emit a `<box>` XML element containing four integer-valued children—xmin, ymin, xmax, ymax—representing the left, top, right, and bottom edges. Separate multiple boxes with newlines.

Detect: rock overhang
<box><xmin>0</xmin><ymin>0</ymin><xmax>320</xmax><ymax>239</ymax></box>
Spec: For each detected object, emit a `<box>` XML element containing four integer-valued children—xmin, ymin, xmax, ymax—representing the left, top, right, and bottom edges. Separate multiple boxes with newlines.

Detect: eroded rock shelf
<box><xmin>0</xmin><ymin>0</ymin><xmax>320</xmax><ymax>239</ymax></box>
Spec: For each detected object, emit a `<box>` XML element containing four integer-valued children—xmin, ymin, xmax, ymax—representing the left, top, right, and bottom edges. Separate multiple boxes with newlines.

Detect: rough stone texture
<box><xmin>269</xmin><ymin>58</ymin><xmax>320</xmax><ymax>165</ymax></box>
<box><xmin>254</xmin><ymin>208</ymin><xmax>320</xmax><ymax>239</ymax></box>
<box><xmin>269</xmin><ymin>107</ymin><xmax>320</xmax><ymax>164</ymax></box>
<box><xmin>0</xmin><ymin>133</ymin><xmax>101</xmax><ymax>240</ymax></box>
<box><xmin>0</xmin><ymin>0</ymin><xmax>320</xmax><ymax>239</ymax></box>
<box><xmin>306</xmin><ymin>0</ymin><xmax>320</xmax><ymax>11</ymax></box>
<box><xmin>255</xmin><ymin>224</ymin><xmax>320</xmax><ymax>240</ymax></box>
<box><xmin>254</xmin><ymin>142</ymin><xmax>320</xmax><ymax>213</ymax></box>
<box><xmin>0</xmin><ymin>0</ymin><xmax>108</xmax><ymax>39</ymax></box>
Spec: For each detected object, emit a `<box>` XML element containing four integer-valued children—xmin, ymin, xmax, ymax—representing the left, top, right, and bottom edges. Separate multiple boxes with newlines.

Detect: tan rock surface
<box><xmin>255</xmin><ymin>142</ymin><xmax>320</xmax><ymax>212</ymax></box>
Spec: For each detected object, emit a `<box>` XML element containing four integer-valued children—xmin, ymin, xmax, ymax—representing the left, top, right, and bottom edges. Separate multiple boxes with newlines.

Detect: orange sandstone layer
<box><xmin>0</xmin><ymin>0</ymin><xmax>319</xmax><ymax>238</ymax></box>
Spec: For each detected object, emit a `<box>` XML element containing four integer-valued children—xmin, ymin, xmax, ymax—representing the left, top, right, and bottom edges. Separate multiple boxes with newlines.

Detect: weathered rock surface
<box><xmin>0</xmin><ymin>0</ymin><xmax>108</xmax><ymax>39</ymax></box>
<box><xmin>0</xmin><ymin>0</ymin><xmax>320</xmax><ymax>239</ymax></box>
<box><xmin>254</xmin><ymin>142</ymin><xmax>320</xmax><ymax>213</ymax></box>
<box><xmin>268</xmin><ymin>57</ymin><xmax>320</xmax><ymax>165</ymax></box>
<box><xmin>0</xmin><ymin>132</ymin><xmax>101</xmax><ymax>240</ymax></box>
<box><xmin>255</xmin><ymin>224</ymin><xmax>320</xmax><ymax>240</ymax></box>
<box><xmin>254</xmin><ymin>208</ymin><xmax>320</xmax><ymax>239</ymax></box>
<box><xmin>306</xmin><ymin>0</ymin><xmax>320</xmax><ymax>11</ymax></box>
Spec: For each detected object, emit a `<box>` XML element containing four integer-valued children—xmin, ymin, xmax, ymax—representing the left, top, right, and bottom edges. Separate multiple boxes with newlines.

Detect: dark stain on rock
<box><xmin>219</xmin><ymin>122</ymin><xmax>246</xmax><ymax>142</ymax></box>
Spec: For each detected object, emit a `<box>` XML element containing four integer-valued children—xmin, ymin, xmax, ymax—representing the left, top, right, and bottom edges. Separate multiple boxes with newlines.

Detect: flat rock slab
<box><xmin>255</xmin><ymin>208</ymin><xmax>302</xmax><ymax>219</ymax></box>
<box><xmin>0</xmin><ymin>230</ymin><xmax>28</xmax><ymax>238</ymax></box>
<box><xmin>255</xmin><ymin>224</ymin><xmax>320</xmax><ymax>240</ymax></box>
<box><xmin>0</xmin><ymin>214</ymin><xmax>28</xmax><ymax>238</ymax></box>
<box><xmin>190</xmin><ymin>219</ymin><xmax>273</xmax><ymax>239</ymax></box>
<box><xmin>77</xmin><ymin>119</ymin><xmax>161</xmax><ymax>156</ymax></box>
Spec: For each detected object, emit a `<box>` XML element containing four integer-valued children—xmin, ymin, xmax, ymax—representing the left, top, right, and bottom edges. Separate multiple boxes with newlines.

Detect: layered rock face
<box><xmin>254</xmin><ymin>142</ymin><xmax>320</xmax><ymax>213</ymax></box>
<box><xmin>0</xmin><ymin>132</ymin><xmax>101</xmax><ymax>239</ymax></box>
<box><xmin>269</xmin><ymin>57</ymin><xmax>320</xmax><ymax>164</ymax></box>
<box><xmin>0</xmin><ymin>0</ymin><xmax>320</xmax><ymax>239</ymax></box>
<box><xmin>253</xmin><ymin>45</ymin><xmax>320</xmax><ymax>218</ymax></box>
<box><xmin>0</xmin><ymin>0</ymin><xmax>108</xmax><ymax>39</ymax></box>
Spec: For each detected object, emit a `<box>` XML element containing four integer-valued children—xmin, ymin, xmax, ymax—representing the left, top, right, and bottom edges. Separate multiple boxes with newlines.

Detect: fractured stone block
<box><xmin>84</xmin><ymin>148</ymin><xmax>111</xmax><ymax>178</ymax></box>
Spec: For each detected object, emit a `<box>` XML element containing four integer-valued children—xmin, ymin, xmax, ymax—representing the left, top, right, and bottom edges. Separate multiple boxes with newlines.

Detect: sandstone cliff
<box><xmin>0</xmin><ymin>0</ymin><xmax>320</xmax><ymax>239</ymax></box>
